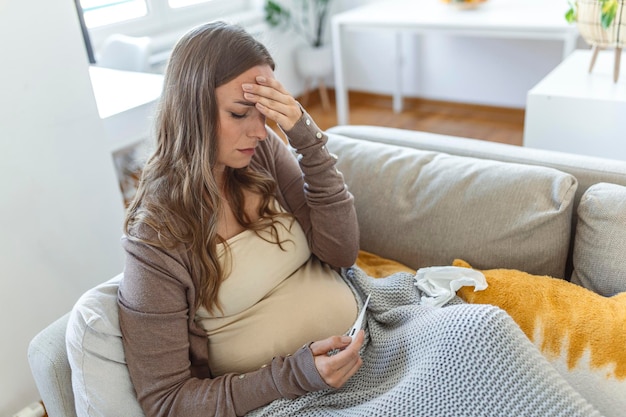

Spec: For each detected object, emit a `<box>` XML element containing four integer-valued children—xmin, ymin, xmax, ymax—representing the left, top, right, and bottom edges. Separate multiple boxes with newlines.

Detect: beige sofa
<box><xmin>29</xmin><ymin>125</ymin><xmax>626</xmax><ymax>417</ymax></box>
<box><xmin>327</xmin><ymin>125</ymin><xmax>626</xmax><ymax>289</ymax></box>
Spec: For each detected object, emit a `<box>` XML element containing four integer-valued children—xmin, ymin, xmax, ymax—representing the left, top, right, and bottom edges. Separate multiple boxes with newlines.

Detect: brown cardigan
<box><xmin>118</xmin><ymin>112</ymin><xmax>360</xmax><ymax>417</ymax></box>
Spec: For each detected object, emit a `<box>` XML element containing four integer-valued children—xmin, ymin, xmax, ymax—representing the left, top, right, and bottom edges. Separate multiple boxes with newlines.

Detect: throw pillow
<box><xmin>327</xmin><ymin>134</ymin><xmax>577</xmax><ymax>278</ymax></box>
<box><xmin>454</xmin><ymin>259</ymin><xmax>626</xmax><ymax>417</ymax></box>
<box><xmin>66</xmin><ymin>274</ymin><xmax>145</xmax><ymax>417</ymax></box>
<box><xmin>571</xmin><ymin>182</ymin><xmax>626</xmax><ymax>296</ymax></box>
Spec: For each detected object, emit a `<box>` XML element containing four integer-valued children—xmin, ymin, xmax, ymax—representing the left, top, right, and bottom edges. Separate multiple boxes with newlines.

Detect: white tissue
<box><xmin>415</xmin><ymin>266</ymin><xmax>487</xmax><ymax>308</ymax></box>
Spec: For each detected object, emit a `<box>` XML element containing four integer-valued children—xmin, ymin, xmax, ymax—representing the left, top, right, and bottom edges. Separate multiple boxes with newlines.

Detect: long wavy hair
<box><xmin>124</xmin><ymin>21</ymin><xmax>288</xmax><ymax>313</ymax></box>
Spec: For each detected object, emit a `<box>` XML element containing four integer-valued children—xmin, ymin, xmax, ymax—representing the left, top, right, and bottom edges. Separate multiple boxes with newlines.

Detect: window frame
<box><xmin>80</xmin><ymin>0</ymin><xmax>150</xmax><ymax>29</ymax></box>
<box><xmin>85</xmin><ymin>0</ymin><xmax>254</xmax><ymax>50</ymax></box>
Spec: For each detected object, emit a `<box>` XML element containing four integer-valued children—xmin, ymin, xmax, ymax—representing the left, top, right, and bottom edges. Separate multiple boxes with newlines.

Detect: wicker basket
<box><xmin>576</xmin><ymin>0</ymin><xmax>626</xmax><ymax>48</ymax></box>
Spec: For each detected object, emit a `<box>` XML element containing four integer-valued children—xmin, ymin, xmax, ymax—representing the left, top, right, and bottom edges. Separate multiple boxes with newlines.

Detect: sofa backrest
<box><xmin>327</xmin><ymin>126</ymin><xmax>626</xmax><ymax>207</ymax></box>
<box><xmin>326</xmin><ymin>126</ymin><xmax>626</xmax><ymax>280</ymax></box>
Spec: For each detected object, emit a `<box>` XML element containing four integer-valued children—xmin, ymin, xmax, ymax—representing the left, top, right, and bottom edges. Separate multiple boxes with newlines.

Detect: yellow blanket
<box><xmin>355</xmin><ymin>250</ymin><xmax>415</xmax><ymax>278</ymax></box>
<box><xmin>453</xmin><ymin>259</ymin><xmax>626</xmax><ymax>378</ymax></box>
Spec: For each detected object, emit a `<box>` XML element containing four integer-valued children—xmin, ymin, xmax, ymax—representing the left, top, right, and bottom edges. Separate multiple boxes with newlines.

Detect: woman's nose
<box><xmin>251</xmin><ymin>112</ymin><xmax>267</xmax><ymax>140</ymax></box>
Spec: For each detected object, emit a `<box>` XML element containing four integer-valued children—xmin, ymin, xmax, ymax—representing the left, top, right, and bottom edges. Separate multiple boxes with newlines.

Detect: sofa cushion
<box><xmin>66</xmin><ymin>274</ymin><xmax>145</xmax><ymax>417</ymax></box>
<box><xmin>454</xmin><ymin>259</ymin><xmax>626</xmax><ymax>417</ymax></box>
<box><xmin>327</xmin><ymin>135</ymin><xmax>577</xmax><ymax>278</ymax></box>
<box><xmin>571</xmin><ymin>182</ymin><xmax>626</xmax><ymax>295</ymax></box>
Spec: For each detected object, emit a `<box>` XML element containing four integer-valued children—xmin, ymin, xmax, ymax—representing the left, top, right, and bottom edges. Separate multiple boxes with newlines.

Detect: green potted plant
<box><xmin>265</xmin><ymin>0</ymin><xmax>332</xmax><ymax>48</ymax></box>
<box><xmin>565</xmin><ymin>0</ymin><xmax>619</xmax><ymax>29</ymax></box>
<box><xmin>264</xmin><ymin>0</ymin><xmax>334</xmax><ymax>108</ymax></box>
<box><xmin>564</xmin><ymin>0</ymin><xmax>623</xmax><ymax>82</ymax></box>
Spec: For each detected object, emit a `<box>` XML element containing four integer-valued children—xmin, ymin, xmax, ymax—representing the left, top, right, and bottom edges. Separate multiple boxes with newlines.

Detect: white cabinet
<box><xmin>524</xmin><ymin>50</ymin><xmax>626</xmax><ymax>161</ymax></box>
<box><xmin>89</xmin><ymin>66</ymin><xmax>164</xmax><ymax>153</ymax></box>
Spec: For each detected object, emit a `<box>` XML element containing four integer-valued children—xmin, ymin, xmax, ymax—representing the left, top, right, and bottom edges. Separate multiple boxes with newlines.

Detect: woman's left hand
<box><xmin>242</xmin><ymin>76</ymin><xmax>302</xmax><ymax>131</ymax></box>
<box><xmin>309</xmin><ymin>331</ymin><xmax>364</xmax><ymax>389</ymax></box>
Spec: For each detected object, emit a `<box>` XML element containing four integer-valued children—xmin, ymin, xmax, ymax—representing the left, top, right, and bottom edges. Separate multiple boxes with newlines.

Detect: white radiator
<box><xmin>147</xmin><ymin>10</ymin><xmax>268</xmax><ymax>73</ymax></box>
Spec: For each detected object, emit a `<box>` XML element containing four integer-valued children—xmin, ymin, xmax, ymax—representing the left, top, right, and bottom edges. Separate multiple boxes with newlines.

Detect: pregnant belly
<box><xmin>202</xmin><ymin>259</ymin><xmax>358</xmax><ymax>376</ymax></box>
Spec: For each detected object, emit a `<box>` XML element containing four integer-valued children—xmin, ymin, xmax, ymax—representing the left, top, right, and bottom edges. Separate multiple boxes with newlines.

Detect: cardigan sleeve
<box><xmin>118</xmin><ymin>232</ymin><xmax>329</xmax><ymax>417</ymax></box>
<box><xmin>253</xmin><ymin>111</ymin><xmax>360</xmax><ymax>268</ymax></box>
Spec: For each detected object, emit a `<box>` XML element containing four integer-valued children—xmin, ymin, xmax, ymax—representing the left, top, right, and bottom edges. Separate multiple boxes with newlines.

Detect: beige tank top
<box><xmin>195</xmin><ymin>212</ymin><xmax>358</xmax><ymax>377</ymax></box>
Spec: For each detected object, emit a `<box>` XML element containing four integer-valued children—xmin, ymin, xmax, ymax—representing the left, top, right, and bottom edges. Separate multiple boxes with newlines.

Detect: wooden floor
<box><xmin>294</xmin><ymin>89</ymin><xmax>525</xmax><ymax>146</ymax></box>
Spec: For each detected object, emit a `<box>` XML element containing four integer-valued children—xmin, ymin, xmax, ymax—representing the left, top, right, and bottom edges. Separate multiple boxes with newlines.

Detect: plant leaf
<box><xmin>265</xmin><ymin>0</ymin><xmax>291</xmax><ymax>28</ymax></box>
<box><xmin>564</xmin><ymin>0</ymin><xmax>577</xmax><ymax>24</ymax></box>
<box><xmin>601</xmin><ymin>0</ymin><xmax>618</xmax><ymax>29</ymax></box>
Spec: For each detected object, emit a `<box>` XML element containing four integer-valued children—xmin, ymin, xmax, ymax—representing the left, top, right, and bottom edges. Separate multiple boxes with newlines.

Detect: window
<box><xmin>80</xmin><ymin>0</ymin><xmax>148</xmax><ymax>28</ymax></box>
<box><xmin>81</xmin><ymin>0</ymin><xmax>255</xmax><ymax>57</ymax></box>
<box><xmin>168</xmin><ymin>0</ymin><xmax>213</xmax><ymax>8</ymax></box>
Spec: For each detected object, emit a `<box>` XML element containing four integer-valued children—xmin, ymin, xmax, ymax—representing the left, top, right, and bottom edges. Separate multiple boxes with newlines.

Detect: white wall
<box><xmin>0</xmin><ymin>1</ymin><xmax>126</xmax><ymax>415</ymax></box>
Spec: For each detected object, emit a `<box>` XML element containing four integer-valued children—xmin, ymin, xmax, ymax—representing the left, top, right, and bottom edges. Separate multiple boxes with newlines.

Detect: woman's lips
<box><xmin>238</xmin><ymin>148</ymin><xmax>256</xmax><ymax>156</ymax></box>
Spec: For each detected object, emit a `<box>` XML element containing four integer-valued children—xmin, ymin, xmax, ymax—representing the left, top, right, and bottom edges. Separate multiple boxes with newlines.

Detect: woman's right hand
<box><xmin>309</xmin><ymin>331</ymin><xmax>364</xmax><ymax>388</ymax></box>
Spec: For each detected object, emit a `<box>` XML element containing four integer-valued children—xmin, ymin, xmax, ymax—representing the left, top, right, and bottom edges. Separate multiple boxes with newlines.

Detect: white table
<box><xmin>523</xmin><ymin>49</ymin><xmax>626</xmax><ymax>160</ymax></box>
<box><xmin>331</xmin><ymin>0</ymin><xmax>579</xmax><ymax>125</ymax></box>
<box><xmin>89</xmin><ymin>66</ymin><xmax>164</xmax><ymax>153</ymax></box>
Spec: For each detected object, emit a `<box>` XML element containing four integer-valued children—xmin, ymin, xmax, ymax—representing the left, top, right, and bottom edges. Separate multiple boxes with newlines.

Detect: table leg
<box><xmin>392</xmin><ymin>31</ymin><xmax>404</xmax><ymax>113</ymax></box>
<box><xmin>588</xmin><ymin>45</ymin><xmax>601</xmax><ymax>73</ymax></box>
<box><xmin>332</xmin><ymin>20</ymin><xmax>349</xmax><ymax>125</ymax></box>
<box><xmin>301</xmin><ymin>77</ymin><xmax>312</xmax><ymax>106</ymax></box>
<box><xmin>319</xmin><ymin>79</ymin><xmax>331</xmax><ymax>111</ymax></box>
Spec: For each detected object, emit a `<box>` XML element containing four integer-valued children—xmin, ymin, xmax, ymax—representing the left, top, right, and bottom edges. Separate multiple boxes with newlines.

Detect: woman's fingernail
<box><xmin>242</xmin><ymin>83</ymin><xmax>253</xmax><ymax>91</ymax></box>
<box><xmin>256</xmin><ymin>76</ymin><xmax>267</xmax><ymax>83</ymax></box>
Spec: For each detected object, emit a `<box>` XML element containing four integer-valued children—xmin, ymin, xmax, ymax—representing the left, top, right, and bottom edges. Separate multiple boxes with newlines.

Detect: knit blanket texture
<box><xmin>248</xmin><ymin>267</ymin><xmax>602</xmax><ymax>417</ymax></box>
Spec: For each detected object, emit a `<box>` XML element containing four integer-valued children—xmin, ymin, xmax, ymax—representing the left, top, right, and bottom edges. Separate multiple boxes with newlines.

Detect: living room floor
<box><xmin>292</xmin><ymin>90</ymin><xmax>525</xmax><ymax>146</ymax></box>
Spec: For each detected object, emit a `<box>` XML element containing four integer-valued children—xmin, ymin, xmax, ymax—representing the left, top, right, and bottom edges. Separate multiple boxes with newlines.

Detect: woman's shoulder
<box><xmin>122</xmin><ymin>221</ymin><xmax>188</xmax><ymax>262</ymax></box>
<box><xmin>124</xmin><ymin>221</ymin><xmax>157</xmax><ymax>244</ymax></box>
<box><xmin>121</xmin><ymin>226</ymin><xmax>193</xmax><ymax>293</ymax></box>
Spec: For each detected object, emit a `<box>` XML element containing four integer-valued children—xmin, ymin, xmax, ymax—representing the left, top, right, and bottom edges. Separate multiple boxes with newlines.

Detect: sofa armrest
<box><xmin>28</xmin><ymin>313</ymin><xmax>77</xmax><ymax>417</ymax></box>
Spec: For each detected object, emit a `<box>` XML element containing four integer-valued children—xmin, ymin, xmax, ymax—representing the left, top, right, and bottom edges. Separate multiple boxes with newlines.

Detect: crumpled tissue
<box><xmin>415</xmin><ymin>266</ymin><xmax>487</xmax><ymax>308</ymax></box>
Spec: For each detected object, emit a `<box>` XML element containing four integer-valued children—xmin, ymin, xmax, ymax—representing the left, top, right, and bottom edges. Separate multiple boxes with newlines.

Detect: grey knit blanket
<box><xmin>248</xmin><ymin>267</ymin><xmax>602</xmax><ymax>417</ymax></box>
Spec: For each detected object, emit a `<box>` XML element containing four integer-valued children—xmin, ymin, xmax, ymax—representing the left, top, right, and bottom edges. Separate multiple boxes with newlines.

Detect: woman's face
<box><xmin>214</xmin><ymin>64</ymin><xmax>273</xmax><ymax>176</ymax></box>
